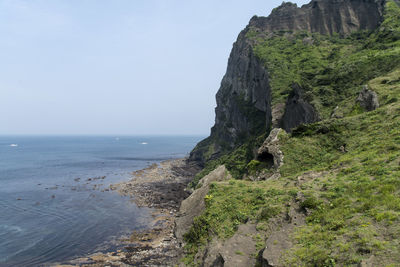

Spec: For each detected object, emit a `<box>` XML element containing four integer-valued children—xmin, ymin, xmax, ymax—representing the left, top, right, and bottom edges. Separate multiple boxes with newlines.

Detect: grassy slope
<box><xmin>251</xmin><ymin>1</ymin><xmax>400</xmax><ymax>119</ymax></box>
<box><xmin>183</xmin><ymin>2</ymin><xmax>400</xmax><ymax>266</ymax></box>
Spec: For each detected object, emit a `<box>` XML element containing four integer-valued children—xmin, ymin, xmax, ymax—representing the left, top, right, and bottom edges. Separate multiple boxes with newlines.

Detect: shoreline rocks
<box><xmin>54</xmin><ymin>158</ymin><xmax>200</xmax><ymax>267</ymax></box>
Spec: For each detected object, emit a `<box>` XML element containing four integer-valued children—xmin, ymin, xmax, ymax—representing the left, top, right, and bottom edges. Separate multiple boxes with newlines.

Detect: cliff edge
<box><xmin>189</xmin><ymin>0</ymin><xmax>386</xmax><ymax>166</ymax></box>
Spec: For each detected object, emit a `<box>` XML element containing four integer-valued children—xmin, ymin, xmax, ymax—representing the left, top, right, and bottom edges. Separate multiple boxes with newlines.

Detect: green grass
<box><xmin>182</xmin><ymin>1</ymin><xmax>400</xmax><ymax>266</ymax></box>
<box><xmin>182</xmin><ymin>179</ymin><xmax>295</xmax><ymax>265</ymax></box>
<box><xmin>190</xmin><ymin>1</ymin><xmax>400</xmax><ymax>169</ymax></box>
<box><xmin>184</xmin><ymin>70</ymin><xmax>400</xmax><ymax>265</ymax></box>
<box><xmin>280</xmin><ymin>96</ymin><xmax>400</xmax><ymax>265</ymax></box>
<box><xmin>250</xmin><ymin>0</ymin><xmax>400</xmax><ymax>119</ymax></box>
<box><xmin>189</xmin><ymin>133</ymin><xmax>267</xmax><ymax>188</ymax></box>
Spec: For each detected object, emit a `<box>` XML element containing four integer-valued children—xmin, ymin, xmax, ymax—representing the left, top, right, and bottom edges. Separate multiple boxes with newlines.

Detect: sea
<box><xmin>0</xmin><ymin>135</ymin><xmax>203</xmax><ymax>267</ymax></box>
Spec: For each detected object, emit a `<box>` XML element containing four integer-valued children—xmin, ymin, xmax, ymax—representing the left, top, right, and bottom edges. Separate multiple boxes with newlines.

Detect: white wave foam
<box><xmin>0</xmin><ymin>224</ymin><xmax>23</xmax><ymax>233</ymax></box>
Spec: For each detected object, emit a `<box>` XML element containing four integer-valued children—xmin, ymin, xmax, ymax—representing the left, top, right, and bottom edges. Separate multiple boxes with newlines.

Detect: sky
<box><xmin>0</xmin><ymin>0</ymin><xmax>309</xmax><ymax>135</ymax></box>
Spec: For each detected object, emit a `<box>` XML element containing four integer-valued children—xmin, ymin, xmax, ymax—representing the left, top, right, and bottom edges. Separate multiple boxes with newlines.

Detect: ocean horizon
<box><xmin>0</xmin><ymin>135</ymin><xmax>203</xmax><ymax>267</ymax></box>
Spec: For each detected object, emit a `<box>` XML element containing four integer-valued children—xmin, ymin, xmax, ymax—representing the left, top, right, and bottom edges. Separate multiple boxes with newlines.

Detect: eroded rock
<box><xmin>257</xmin><ymin>128</ymin><xmax>284</xmax><ymax>170</ymax></box>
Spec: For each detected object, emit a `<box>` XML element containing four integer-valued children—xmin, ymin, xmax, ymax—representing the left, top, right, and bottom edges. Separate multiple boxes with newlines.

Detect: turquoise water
<box><xmin>0</xmin><ymin>136</ymin><xmax>202</xmax><ymax>266</ymax></box>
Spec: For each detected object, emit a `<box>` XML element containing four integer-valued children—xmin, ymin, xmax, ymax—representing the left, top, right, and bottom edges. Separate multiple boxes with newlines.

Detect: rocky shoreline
<box><xmin>55</xmin><ymin>158</ymin><xmax>200</xmax><ymax>267</ymax></box>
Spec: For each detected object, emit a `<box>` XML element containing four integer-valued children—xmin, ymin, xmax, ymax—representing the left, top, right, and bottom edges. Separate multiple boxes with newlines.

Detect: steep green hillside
<box><xmin>183</xmin><ymin>1</ymin><xmax>400</xmax><ymax>266</ymax></box>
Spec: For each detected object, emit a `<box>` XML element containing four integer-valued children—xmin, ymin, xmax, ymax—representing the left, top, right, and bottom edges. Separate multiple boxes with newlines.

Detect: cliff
<box><xmin>181</xmin><ymin>0</ymin><xmax>400</xmax><ymax>266</ymax></box>
<box><xmin>190</xmin><ymin>0</ymin><xmax>386</xmax><ymax>165</ymax></box>
<box><xmin>250</xmin><ymin>0</ymin><xmax>385</xmax><ymax>35</ymax></box>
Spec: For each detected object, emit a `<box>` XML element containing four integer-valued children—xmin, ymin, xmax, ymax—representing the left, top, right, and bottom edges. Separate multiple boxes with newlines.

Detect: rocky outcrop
<box><xmin>190</xmin><ymin>0</ymin><xmax>385</xmax><ymax>165</ymax></box>
<box><xmin>281</xmin><ymin>83</ymin><xmax>319</xmax><ymax>132</ymax></box>
<box><xmin>356</xmin><ymin>85</ymin><xmax>380</xmax><ymax>111</ymax></box>
<box><xmin>258</xmin><ymin>202</ymin><xmax>306</xmax><ymax>267</ymax></box>
<box><xmin>249</xmin><ymin>0</ymin><xmax>385</xmax><ymax>36</ymax></box>
<box><xmin>175</xmin><ymin>165</ymin><xmax>232</xmax><ymax>240</ymax></box>
<box><xmin>271</xmin><ymin>103</ymin><xmax>286</xmax><ymax>128</ymax></box>
<box><xmin>198</xmin><ymin>223</ymin><xmax>258</xmax><ymax>267</ymax></box>
<box><xmin>257</xmin><ymin>128</ymin><xmax>284</xmax><ymax>170</ymax></box>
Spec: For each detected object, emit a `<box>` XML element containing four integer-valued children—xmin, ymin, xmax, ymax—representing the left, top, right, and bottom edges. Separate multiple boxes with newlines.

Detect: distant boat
<box><xmin>9</xmin><ymin>144</ymin><xmax>18</xmax><ymax>147</ymax></box>
<box><xmin>141</xmin><ymin>142</ymin><xmax>148</xmax><ymax>145</ymax></box>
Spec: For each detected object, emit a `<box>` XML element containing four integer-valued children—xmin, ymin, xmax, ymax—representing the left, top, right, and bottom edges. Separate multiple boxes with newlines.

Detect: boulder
<box><xmin>356</xmin><ymin>85</ymin><xmax>379</xmax><ymax>111</ymax></box>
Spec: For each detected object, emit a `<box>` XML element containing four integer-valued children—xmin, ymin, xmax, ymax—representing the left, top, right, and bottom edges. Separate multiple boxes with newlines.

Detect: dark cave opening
<box><xmin>257</xmin><ymin>151</ymin><xmax>274</xmax><ymax>167</ymax></box>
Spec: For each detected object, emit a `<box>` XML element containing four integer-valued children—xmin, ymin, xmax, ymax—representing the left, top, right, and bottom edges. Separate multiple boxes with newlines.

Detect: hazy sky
<box><xmin>0</xmin><ymin>0</ymin><xmax>309</xmax><ymax>135</ymax></box>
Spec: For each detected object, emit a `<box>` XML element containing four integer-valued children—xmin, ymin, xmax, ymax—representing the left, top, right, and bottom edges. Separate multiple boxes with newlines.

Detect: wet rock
<box><xmin>109</xmin><ymin>185</ymin><xmax>117</xmax><ymax>191</ymax></box>
<box><xmin>356</xmin><ymin>85</ymin><xmax>379</xmax><ymax>111</ymax></box>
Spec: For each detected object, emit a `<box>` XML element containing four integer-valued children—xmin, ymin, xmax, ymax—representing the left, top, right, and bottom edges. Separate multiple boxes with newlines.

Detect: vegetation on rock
<box><xmin>183</xmin><ymin>1</ymin><xmax>400</xmax><ymax>266</ymax></box>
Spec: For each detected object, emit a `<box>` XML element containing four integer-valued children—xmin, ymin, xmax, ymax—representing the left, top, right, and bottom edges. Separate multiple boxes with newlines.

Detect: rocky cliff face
<box><xmin>189</xmin><ymin>31</ymin><xmax>271</xmax><ymax>165</ymax></box>
<box><xmin>190</xmin><ymin>0</ymin><xmax>386</xmax><ymax>165</ymax></box>
<box><xmin>250</xmin><ymin>0</ymin><xmax>385</xmax><ymax>36</ymax></box>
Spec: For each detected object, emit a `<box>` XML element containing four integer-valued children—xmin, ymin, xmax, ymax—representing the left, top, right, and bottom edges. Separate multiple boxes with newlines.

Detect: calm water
<box><xmin>0</xmin><ymin>135</ymin><xmax>202</xmax><ymax>267</ymax></box>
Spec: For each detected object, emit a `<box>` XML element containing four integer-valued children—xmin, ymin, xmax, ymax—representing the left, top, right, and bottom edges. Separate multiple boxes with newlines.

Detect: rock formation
<box><xmin>257</xmin><ymin>128</ymin><xmax>284</xmax><ymax>170</ymax></box>
<box><xmin>281</xmin><ymin>83</ymin><xmax>319</xmax><ymax>132</ymax></box>
<box><xmin>356</xmin><ymin>85</ymin><xmax>380</xmax><ymax>111</ymax></box>
<box><xmin>190</xmin><ymin>0</ymin><xmax>385</xmax><ymax>165</ymax></box>
<box><xmin>249</xmin><ymin>0</ymin><xmax>385</xmax><ymax>36</ymax></box>
<box><xmin>189</xmin><ymin>30</ymin><xmax>271</xmax><ymax>165</ymax></box>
